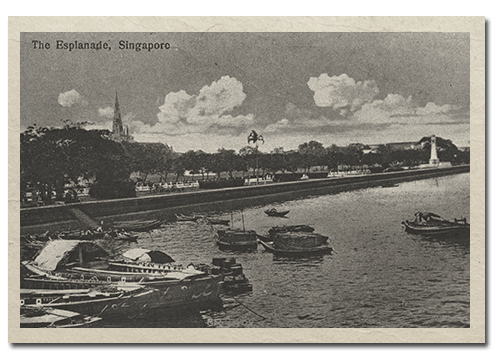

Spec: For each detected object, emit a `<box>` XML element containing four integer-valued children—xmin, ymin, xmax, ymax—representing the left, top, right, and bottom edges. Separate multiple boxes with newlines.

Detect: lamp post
<box><xmin>247</xmin><ymin>130</ymin><xmax>264</xmax><ymax>184</ymax></box>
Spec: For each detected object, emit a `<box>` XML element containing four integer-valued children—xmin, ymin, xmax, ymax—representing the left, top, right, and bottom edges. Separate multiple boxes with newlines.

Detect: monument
<box><xmin>429</xmin><ymin>134</ymin><xmax>439</xmax><ymax>165</ymax></box>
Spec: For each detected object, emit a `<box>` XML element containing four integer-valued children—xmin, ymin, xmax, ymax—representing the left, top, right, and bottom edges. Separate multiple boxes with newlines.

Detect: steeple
<box><xmin>113</xmin><ymin>91</ymin><xmax>124</xmax><ymax>136</ymax></box>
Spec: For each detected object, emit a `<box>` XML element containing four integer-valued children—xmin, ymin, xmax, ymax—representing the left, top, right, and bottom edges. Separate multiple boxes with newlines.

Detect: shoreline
<box><xmin>20</xmin><ymin>165</ymin><xmax>469</xmax><ymax>235</ymax></box>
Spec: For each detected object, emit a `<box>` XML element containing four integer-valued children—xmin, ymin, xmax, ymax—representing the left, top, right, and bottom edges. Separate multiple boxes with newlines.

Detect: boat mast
<box><xmin>241</xmin><ymin>211</ymin><xmax>245</xmax><ymax>231</ymax></box>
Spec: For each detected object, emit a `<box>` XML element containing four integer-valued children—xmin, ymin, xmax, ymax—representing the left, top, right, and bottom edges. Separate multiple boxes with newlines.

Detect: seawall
<box><xmin>20</xmin><ymin>165</ymin><xmax>469</xmax><ymax>234</ymax></box>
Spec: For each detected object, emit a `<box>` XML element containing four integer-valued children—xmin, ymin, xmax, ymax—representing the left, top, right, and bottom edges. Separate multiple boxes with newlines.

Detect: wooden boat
<box><xmin>211</xmin><ymin>257</ymin><xmax>252</xmax><ymax>293</ymax></box>
<box><xmin>107</xmin><ymin>231</ymin><xmax>139</xmax><ymax>243</ymax></box>
<box><xmin>403</xmin><ymin>212</ymin><xmax>470</xmax><ymax>235</ymax></box>
<box><xmin>268</xmin><ymin>225</ymin><xmax>315</xmax><ymax>235</ymax></box>
<box><xmin>264</xmin><ymin>208</ymin><xmax>290</xmax><ymax>217</ymax></box>
<box><xmin>207</xmin><ymin>219</ymin><xmax>231</xmax><ymax>226</ymax></box>
<box><xmin>20</xmin><ymin>306</ymin><xmax>102</xmax><ymax>328</ymax></box>
<box><xmin>381</xmin><ymin>182</ymin><xmax>399</xmax><ymax>188</ymax></box>
<box><xmin>113</xmin><ymin>219</ymin><xmax>164</xmax><ymax>232</ymax></box>
<box><xmin>20</xmin><ymin>285</ymin><xmax>157</xmax><ymax>319</ymax></box>
<box><xmin>256</xmin><ymin>234</ymin><xmax>273</xmax><ymax>243</ymax></box>
<box><xmin>21</xmin><ymin>240</ymin><xmax>225</xmax><ymax>316</ymax></box>
<box><xmin>259</xmin><ymin>230</ymin><xmax>332</xmax><ymax>257</ymax></box>
<box><xmin>216</xmin><ymin>229</ymin><xmax>258</xmax><ymax>251</ymax></box>
<box><xmin>259</xmin><ymin>240</ymin><xmax>333</xmax><ymax>257</ymax></box>
<box><xmin>175</xmin><ymin>213</ymin><xmax>201</xmax><ymax>222</ymax></box>
<box><xmin>59</xmin><ymin>230</ymin><xmax>106</xmax><ymax>240</ymax></box>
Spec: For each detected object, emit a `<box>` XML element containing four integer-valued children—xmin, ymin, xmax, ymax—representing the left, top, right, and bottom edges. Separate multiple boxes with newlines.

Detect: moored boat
<box><xmin>381</xmin><ymin>182</ymin><xmax>399</xmax><ymax>188</ymax></box>
<box><xmin>21</xmin><ymin>240</ymin><xmax>225</xmax><ymax>316</ymax></box>
<box><xmin>20</xmin><ymin>306</ymin><xmax>102</xmax><ymax>328</ymax></box>
<box><xmin>60</xmin><ymin>230</ymin><xmax>106</xmax><ymax>241</ymax></box>
<box><xmin>258</xmin><ymin>231</ymin><xmax>333</xmax><ymax>257</ymax></box>
<box><xmin>264</xmin><ymin>208</ymin><xmax>290</xmax><ymax>217</ymax></box>
<box><xmin>175</xmin><ymin>213</ymin><xmax>201</xmax><ymax>222</ymax></box>
<box><xmin>210</xmin><ymin>257</ymin><xmax>253</xmax><ymax>293</ymax></box>
<box><xmin>402</xmin><ymin>212</ymin><xmax>470</xmax><ymax>235</ymax></box>
<box><xmin>259</xmin><ymin>240</ymin><xmax>333</xmax><ymax>257</ymax></box>
<box><xmin>207</xmin><ymin>219</ymin><xmax>231</xmax><ymax>226</ymax></box>
<box><xmin>216</xmin><ymin>229</ymin><xmax>258</xmax><ymax>251</ymax></box>
<box><xmin>113</xmin><ymin>219</ymin><xmax>164</xmax><ymax>232</ymax></box>
<box><xmin>268</xmin><ymin>225</ymin><xmax>315</xmax><ymax>235</ymax></box>
<box><xmin>20</xmin><ymin>285</ymin><xmax>156</xmax><ymax>319</ymax></box>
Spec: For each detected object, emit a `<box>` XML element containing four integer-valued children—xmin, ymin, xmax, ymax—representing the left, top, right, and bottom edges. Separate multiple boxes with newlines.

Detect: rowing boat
<box><xmin>259</xmin><ymin>240</ymin><xmax>333</xmax><ymax>257</ymax></box>
<box><xmin>264</xmin><ymin>208</ymin><xmax>290</xmax><ymax>217</ymax></box>
<box><xmin>113</xmin><ymin>219</ymin><xmax>164</xmax><ymax>232</ymax></box>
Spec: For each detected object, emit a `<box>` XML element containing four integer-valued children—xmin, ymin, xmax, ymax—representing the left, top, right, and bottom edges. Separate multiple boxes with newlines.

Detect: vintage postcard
<box><xmin>8</xmin><ymin>17</ymin><xmax>485</xmax><ymax>343</ymax></box>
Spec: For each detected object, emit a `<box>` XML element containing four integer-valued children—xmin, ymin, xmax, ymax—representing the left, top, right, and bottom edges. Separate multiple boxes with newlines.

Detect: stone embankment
<box><xmin>20</xmin><ymin>165</ymin><xmax>469</xmax><ymax>235</ymax></box>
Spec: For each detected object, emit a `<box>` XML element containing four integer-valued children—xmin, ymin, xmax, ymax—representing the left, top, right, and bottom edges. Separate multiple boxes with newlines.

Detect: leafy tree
<box><xmin>298</xmin><ymin>141</ymin><xmax>327</xmax><ymax>172</ymax></box>
<box><xmin>21</xmin><ymin>121</ymin><xmax>133</xmax><ymax>204</ymax></box>
<box><xmin>239</xmin><ymin>145</ymin><xmax>260</xmax><ymax>176</ymax></box>
<box><xmin>210</xmin><ymin>149</ymin><xmax>244</xmax><ymax>179</ymax></box>
<box><xmin>124</xmin><ymin>142</ymin><xmax>175</xmax><ymax>183</ymax></box>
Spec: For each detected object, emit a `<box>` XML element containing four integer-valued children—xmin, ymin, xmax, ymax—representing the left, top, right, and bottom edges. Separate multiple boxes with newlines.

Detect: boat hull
<box><xmin>208</xmin><ymin>219</ymin><xmax>231</xmax><ymax>226</ymax></box>
<box><xmin>21</xmin><ymin>275</ymin><xmax>224</xmax><ymax>318</ymax></box>
<box><xmin>217</xmin><ymin>240</ymin><xmax>258</xmax><ymax>251</ymax></box>
<box><xmin>21</xmin><ymin>287</ymin><xmax>157</xmax><ymax>319</ymax></box>
<box><xmin>113</xmin><ymin>219</ymin><xmax>163</xmax><ymax>232</ymax></box>
<box><xmin>403</xmin><ymin>221</ymin><xmax>470</xmax><ymax>235</ymax></box>
<box><xmin>265</xmin><ymin>211</ymin><xmax>289</xmax><ymax>217</ymax></box>
<box><xmin>20</xmin><ymin>307</ymin><xmax>102</xmax><ymax>328</ymax></box>
<box><xmin>259</xmin><ymin>240</ymin><xmax>332</xmax><ymax>257</ymax></box>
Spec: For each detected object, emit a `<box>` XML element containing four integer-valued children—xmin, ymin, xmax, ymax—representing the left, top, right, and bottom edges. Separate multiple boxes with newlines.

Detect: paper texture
<box><xmin>9</xmin><ymin>16</ymin><xmax>485</xmax><ymax>343</ymax></box>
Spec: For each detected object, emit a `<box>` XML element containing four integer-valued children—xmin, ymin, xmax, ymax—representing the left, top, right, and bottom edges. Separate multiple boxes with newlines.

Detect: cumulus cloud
<box><xmin>264</xmin><ymin>119</ymin><xmax>290</xmax><ymax>133</ymax></box>
<box><xmin>307</xmin><ymin>73</ymin><xmax>379</xmax><ymax>113</ymax></box>
<box><xmin>353</xmin><ymin>94</ymin><xmax>459</xmax><ymax>125</ymax></box>
<box><xmin>417</xmin><ymin>102</ymin><xmax>454</xmax><ymax>115</ymax></box>
<box><xmin>132</xmin><ymin>76</ymin><xmax>255</xmax><ymax>136</ymax></box>
<box><xmin>58</xmin><ymin>89</ymin><xmax>86</xmax><ymax>107</ymax></box>
<box><xmin>98</xmin><ymin>106</ymin><xmax>114</xmax><ymax>118</ymax></box>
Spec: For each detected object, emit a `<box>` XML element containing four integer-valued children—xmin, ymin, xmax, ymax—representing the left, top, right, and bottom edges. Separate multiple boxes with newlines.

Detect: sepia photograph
<box><xmin>8</xmin><ymin>16</ymin><xmax>485</xmax><ymax>343</ymax></box>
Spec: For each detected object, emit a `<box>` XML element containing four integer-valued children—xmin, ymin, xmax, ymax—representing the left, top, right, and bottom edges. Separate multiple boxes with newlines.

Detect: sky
<box><xmin>20</xmin><ymin>32</ymin><xmax>470</xmax><ymax>153</ymax></box>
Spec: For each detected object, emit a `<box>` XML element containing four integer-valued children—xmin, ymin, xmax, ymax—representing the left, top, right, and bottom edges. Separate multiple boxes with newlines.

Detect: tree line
<box><xmin>21</xmin><ymin>122</ymin><xmax>470</xmax><ymax>204</ymax></box>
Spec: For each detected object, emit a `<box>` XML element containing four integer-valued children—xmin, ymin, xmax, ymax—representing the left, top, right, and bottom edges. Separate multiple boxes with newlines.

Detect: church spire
<box><xmin>113</xmin><ymin>90</ymin><xmax>123</xmax><ymax>136</ymax></box>
<box><xmin>111</xmin><ymin>91</ymin><xmax>133</xmax><ymax>142</ymax></box>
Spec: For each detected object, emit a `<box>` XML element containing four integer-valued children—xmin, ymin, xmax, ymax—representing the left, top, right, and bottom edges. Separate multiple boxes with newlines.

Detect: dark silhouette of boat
<box><xmin>258</xmin><ymin>225</ymin><xmax>316</xmax><ymax>243</ymax></box>
<box><xmin>175</xmin><ymin>213</ymin><xmax>201</xmax><ymax>222</ymax></box>
<box><xmin>268</xmin><ymin>225</ymin><xmax>315</xmax><ymax>235</ymax></box>
<box><xmin>216</xmin><ymin>229</ymin><xmax>258</xmax><ymax>251</ymax></box>
<box><xmin>20</xmin><ymin>306</ymin><xmax>102</xmax><ymax>328</ymax></box>
<box><xmin>381</xmin><ymin>182</ymin><xmax>399</xmax><ymax>188</ymax></box>
<box><xmin>21</xmin><ymin>240</ymin><xmax>225</xmax><ymax>317</ymax></box>
<box><xmin>259</xmin><ymin>240</ymin><xmax>333</xmax><ymax>257</ymax></box>
<box><xmin>264</xmin><ymin>208</ymin><xmax>290</xmax><ymax>217</ymax></box>
<box><xmin>113</xmin><ymin>219</ymin><xmax>164</xmax><ymax>232</ymax></box>
<box><xmin>402</xmin><ymin>212</ymin><xmax>470</xmax><ymax>235</ymax></box>
<box><xmin>258</xmin><ymin>231</ymin><xmax>333</xmax><ymax>257</ymax></box>
<box><xmin>107</xmin><ymin>230</ymin><xmax>139</xmax><ymax>243</ymax></box>
<box><xmin>59</xmin><ymin>230</ymin><xmax>106</xmax><ymax>240</ymax></box>
<box><xmin>207</xmin><ymin>219</ymin><xmax>231</xmax><ymax>226</ymax></box>
<box><xmin>21</xmin><ymin>285</ymin><xmax>157</xmax><ymax>319</ymax></box>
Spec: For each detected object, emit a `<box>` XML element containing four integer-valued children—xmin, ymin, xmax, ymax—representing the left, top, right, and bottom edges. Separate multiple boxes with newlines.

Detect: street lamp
<box><xmin>247</xmin><ymin>130</ymin><xmax>265</xmax><ymax>184</ymax></box>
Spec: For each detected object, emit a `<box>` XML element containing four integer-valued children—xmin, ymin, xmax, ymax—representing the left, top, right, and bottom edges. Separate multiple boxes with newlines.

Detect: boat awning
<box><xmin>122</xmin><ymin>248</ymin><xmax>175</xmax><ymax>263</ymax></box>
<box><xmin>31</xmin><ymin>240</ymin><xmax>109</xmax><ymax>272</ymax></box>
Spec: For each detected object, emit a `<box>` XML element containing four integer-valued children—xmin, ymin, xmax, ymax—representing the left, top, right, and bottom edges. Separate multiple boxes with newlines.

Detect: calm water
<box><xmin>98</xmin><ymin>173</ymin><xmax>470</xmax><ymax>328</ymax></box>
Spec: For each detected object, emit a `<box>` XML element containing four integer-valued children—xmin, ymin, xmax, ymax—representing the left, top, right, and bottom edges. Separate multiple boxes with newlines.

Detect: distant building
<box><xmin>385</xmin><ymin>142</ymin><xmax>423</xmax><ymax>151</ymax></box>
<box><xmin>111</xmin><ymin>91</ymin><xmax>134</xmax><ymax>142</ymax></box>
<box><xmin>362</xmin><ymin>142</ymin><xmax>422</xmax><ymax>154</ymax></box>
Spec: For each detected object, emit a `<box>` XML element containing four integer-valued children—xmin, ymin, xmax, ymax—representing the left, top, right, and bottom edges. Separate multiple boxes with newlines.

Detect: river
<box><xmin>95</xmin><ymin>172</ymin><xmax>470</xmax><ymax>328</ymax></box>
